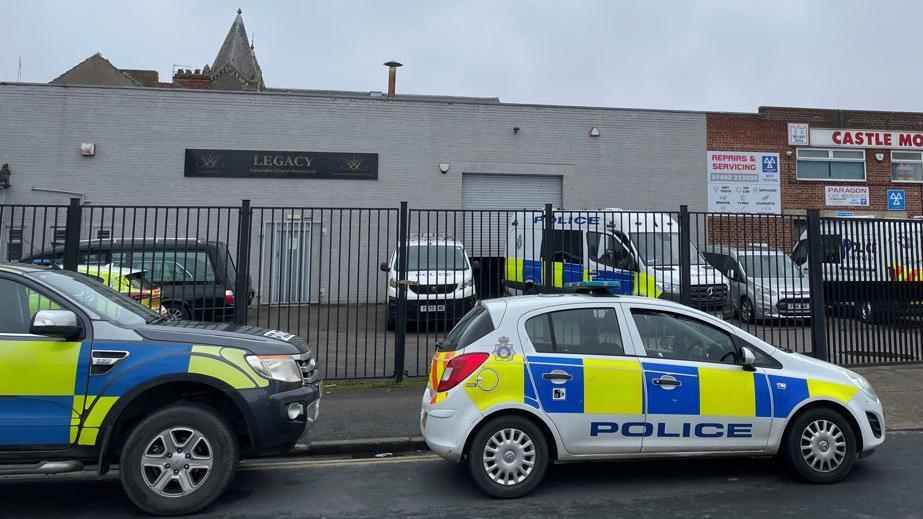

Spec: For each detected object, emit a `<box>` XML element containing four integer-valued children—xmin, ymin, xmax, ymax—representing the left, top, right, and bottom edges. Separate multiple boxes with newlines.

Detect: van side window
<box><xmin>822</xmin><ymin>235</ymin><xmax>842</xmax><ymax>264</ymax></box>
<box><xmin>542</xmin><ymin>230</ymin><xmax>583</xmax><ymax>264</ymax></box>
<box><xmin>791</xmin><ymin>241</ymin><xmax>807</xmax><ymax>266</ymax></box>
<box><xmin>587</xmin><ymin>231</ymin><xmax>634</xmax><ymax>270</ymax></box>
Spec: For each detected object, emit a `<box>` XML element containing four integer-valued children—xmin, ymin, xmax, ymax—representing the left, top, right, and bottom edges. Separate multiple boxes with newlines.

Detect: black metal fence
<box><xmin>2</xmin><ymin>199</ymin><xmax>921</xmax><ymax>380</ymax></box>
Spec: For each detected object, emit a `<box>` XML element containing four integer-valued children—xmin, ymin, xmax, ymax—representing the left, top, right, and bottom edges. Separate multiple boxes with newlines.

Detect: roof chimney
<box><xmin>383</xmin><ymin>61</ymin><xmax>402</xmax><ymax>97</ymax></box>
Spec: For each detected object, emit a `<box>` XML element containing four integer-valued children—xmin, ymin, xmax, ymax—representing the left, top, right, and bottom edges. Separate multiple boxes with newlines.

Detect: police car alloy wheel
<box><xmin>467</xmin><ymin>416</ymin><xmax>549</xmax><ymax>498</ymax></box>
<box><xmin>120</xmin><ymin>403</ymin><xmax>239</xmax><ymax>516</ymax></box>
<box><xmin>785</xmin><ymin>408</ymin><xmax>857</xmax><ymax>484</ymax></box>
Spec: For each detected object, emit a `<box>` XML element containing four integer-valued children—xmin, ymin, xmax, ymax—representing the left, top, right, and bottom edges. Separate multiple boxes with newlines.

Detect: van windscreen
<box><xmin>630</xmin><ymin>232</ymin><xmax>706</xmax><ymax>266</ymax></box>
<box><xmin>406</xmin><ymin>245</ymin><xmax>468</xmax><ymax>271</ymax></box>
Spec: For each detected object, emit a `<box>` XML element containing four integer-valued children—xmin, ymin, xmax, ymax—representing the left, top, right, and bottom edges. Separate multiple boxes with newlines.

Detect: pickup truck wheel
<box><xmin>120</xmin><ymin>403</ymin><xmax>238</xmax><ymax>516</ymax></box>
<box><xmin>467</xmin><ymin>415</ymin><xmax>548</xmax><ymax>498</ymax></box>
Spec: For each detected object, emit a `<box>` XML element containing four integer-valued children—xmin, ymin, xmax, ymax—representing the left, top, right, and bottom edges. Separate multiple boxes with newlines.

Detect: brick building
<box><xmin>708</xmin><ymin>107</ymin><xmax>923</xmax><ymax>218</ymax></box>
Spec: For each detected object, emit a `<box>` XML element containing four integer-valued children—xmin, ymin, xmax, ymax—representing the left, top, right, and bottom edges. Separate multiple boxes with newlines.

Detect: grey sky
<box><xmin>4</xmin><ymin>0</ymin><xmax>919</xmax><ymax>112</ymax></box>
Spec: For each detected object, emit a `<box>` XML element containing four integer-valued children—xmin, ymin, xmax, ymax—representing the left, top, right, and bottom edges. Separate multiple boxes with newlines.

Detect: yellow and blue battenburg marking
<box><xmin>516</xmin><ymin>358</ymin><xmax>856</xmax><ymax>419</ymax></box>
<box><xmin>504</xmin><ymin>259</ymin><xmax>661</xmax><ymax>297</ymax></box>
<box><xmin>0</xmin><ymin>339</ymin><xmax>268</xmax><ymax>448</ymax></box>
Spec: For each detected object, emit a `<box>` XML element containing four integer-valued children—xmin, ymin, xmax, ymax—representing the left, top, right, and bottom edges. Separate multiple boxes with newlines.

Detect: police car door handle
<box><xmin>652</xmin><ymin>375</ymin><xmax>681</xmax><ymax>389</ymax></box>
<box><xmin>542</xmin><ymin>370</ymin><xmax>573</xmax><ymax>383</ymax></box>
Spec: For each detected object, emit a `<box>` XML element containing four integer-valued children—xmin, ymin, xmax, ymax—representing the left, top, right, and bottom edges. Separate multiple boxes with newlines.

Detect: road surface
<box><xmin>1</xmin><ymin>431</ymin><xmax>920</xmax><ymax>518</ymax></box>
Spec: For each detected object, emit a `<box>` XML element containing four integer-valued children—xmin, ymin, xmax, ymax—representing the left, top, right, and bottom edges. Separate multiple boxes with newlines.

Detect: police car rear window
<box><xmin>525</xmin><ymin>308</ymin><xmax>625</xmax><ymax>356</ymax></box>
<box><xmin>437</xmin><ymin>305</ymin><xmax>494</xmax><ymax>352</ymax></box>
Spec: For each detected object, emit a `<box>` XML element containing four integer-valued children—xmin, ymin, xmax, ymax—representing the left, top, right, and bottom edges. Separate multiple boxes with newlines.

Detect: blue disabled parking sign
<box><xmin>887</xmin><ymin>189</ymin><xmax>906</xmax><ymax>211</ymax></box>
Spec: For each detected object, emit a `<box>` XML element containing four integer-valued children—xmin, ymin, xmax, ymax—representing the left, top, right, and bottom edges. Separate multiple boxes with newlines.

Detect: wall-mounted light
<box><xmin>875</xmin><ymin>153</ymin><xmax>885</xmax><ymax>162</ymax></box>
<box><xmin>785</xmin><ymin>149</ymin><xmax>793</xmax><ymax>156</ymax></box>
<box><xmin>589</xmin><ymin>126</ymin><xmax>600</xmax><ymax>137</ymax></box>
<box><xmin>439</xmin><ymin>163</ymin><xmax>450</xmax><ymax>174</ymax></box>
<box><xmin>513</xmin><ymin>126</ymin><xmax>520</xmax><ymax>134</ymax></box>
<box><xmin>80</xmin><ymin>143</ymin><xmax>96</xmax><ymax>156</ymax></box>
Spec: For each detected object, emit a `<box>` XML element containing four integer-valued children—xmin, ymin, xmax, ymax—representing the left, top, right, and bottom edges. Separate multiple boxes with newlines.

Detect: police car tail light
<box><xmin>224</xmin><ymin>290</ymin><xmax>235</xmax><ymax>306</ymax></box>
<box><xmin>436</xmin><ymin>352</ymin><xmax>488</xmax><ymax>393</ymax></box>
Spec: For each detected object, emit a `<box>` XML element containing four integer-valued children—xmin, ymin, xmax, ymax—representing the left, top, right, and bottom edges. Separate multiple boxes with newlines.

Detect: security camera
<box><xmin>439</xmin><ymin>163</ymin><xmax>450</xmax><ymax>174</ymax></box>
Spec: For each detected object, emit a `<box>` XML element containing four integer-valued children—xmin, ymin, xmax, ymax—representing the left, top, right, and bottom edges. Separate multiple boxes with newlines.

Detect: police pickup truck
<box><xmin>421</xmin><ymin>284</ymin><xmax>884</xmax><ymax>498</ymax></box>
<box><xmin>0</xmin><ymin>264</ymin><xmax>321</xmax><ymax>515</ymax></box>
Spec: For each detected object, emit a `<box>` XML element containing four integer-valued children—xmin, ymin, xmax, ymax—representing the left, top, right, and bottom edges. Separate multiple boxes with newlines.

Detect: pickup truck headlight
<box><xmin>246</xmin><ymin>354</ymin><xmax>303</xmax><ymax>383</ymax></box>
<box><xmin>460</xmin><ymin>277</ymin><xmax>474</xmax><ymax>289</ymax></box>
<box><xmin>388</xmin><ymin>278</ymin><xmax>397</xmax><ymax>289</ymax></box>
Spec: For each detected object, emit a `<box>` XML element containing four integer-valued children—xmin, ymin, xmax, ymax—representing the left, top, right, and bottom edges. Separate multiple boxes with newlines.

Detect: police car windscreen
<box><xmin>406</xmin><ymin>246</ymin><xmax>468</xmax><ymax>271</ymax></box>
<box><xmin>739</xmin><ymin>254</ymin><xmax>802</xmax><ymax>279</ymax></box>
<box><xmin>630</xmin><ymin>232</ymin><xmax>706</xmax><ymax>266</ymax></box>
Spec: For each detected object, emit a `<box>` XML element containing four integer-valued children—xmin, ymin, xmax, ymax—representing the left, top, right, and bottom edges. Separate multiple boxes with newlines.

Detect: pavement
<box><xmin>248</xmin><ymin>303</ymin><xmax>923</xmax><ymax>379</ymax></box>
<box><xmin>4</xmin><ymin>431</ymin><xmax>922</xmax><ymax>517</ymax></box>
<box><xmin>299</xmin><ymin>363</ymin><xmax>923</xmax><ymax>456</ymax></box>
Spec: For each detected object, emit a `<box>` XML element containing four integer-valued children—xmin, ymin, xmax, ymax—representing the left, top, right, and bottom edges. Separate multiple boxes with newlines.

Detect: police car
<box><xmin>421</xmin><ymin>286</ymin><xmax>884</xmax><ymax>498</ymax></box>
<box><xmin>0</xmin><ymin>264</ymin><xmax>321</xmax><ymax>515</ymax></box>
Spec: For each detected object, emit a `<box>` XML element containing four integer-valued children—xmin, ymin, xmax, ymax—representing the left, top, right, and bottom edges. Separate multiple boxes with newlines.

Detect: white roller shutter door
<box><xmin>461</xmin><ymin>174</ymin><xmax>562</xmax><ymax>257</ymax></box>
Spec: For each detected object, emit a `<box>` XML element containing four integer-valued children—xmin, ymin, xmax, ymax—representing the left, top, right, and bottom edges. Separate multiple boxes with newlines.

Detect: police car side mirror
<box><xmin>30</xmin><ymin>309</ymin><xmax>83</xmax><ymax>340</ymax></box>
<box><xmin>380</xmin><ymin>262</ymin><xmax>389</xmax><ymax>272</ymax></box>
<box><xmin>740</xmin><ymin>346</ymin><xmax>756</xmax><ymax>371</ymax></box>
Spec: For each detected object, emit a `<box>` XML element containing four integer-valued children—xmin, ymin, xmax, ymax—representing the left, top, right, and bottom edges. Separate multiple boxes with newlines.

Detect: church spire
<box><xmin>210</xmin><ymin>9</ymin><xmax>264</xmax><ymax>90</ymax></box>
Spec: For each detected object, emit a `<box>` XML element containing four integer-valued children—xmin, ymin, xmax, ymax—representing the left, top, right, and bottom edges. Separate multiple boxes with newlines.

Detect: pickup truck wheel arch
<box><xmin>95</xmin><ymin>374</ymin><xmax>256</xmax><ymax>476</ymax></box>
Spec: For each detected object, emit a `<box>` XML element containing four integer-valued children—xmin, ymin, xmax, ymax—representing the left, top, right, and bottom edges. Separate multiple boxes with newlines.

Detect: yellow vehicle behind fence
<box><xmin>75</xmin><ymin>264</ymin><xmax>164</xmax><ymax>314</ymax></box>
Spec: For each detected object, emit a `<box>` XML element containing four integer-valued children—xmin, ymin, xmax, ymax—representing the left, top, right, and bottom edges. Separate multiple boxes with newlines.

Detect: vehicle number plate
<box><xmin>420</xmin><ymin>305</ymin><xmax>446</xmax><ymax>312</ymax></box>
<box><xmin>791</xmin><ymin>303</ymin><xmax>809</xmax><ymax>310</ymax></box>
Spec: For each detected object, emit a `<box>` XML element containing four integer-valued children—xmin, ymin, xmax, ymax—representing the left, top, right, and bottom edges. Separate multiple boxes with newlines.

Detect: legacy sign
<box><xmin>810</xmin><ymin>128</ymin><xmax>923</xmax><ymax>149</ymax></box>
<box><xmin>184</xmin><ymin>149</ymin><xmax>378</xmax><ymax>180</ymax></box>
<box><xmin>707</xmin><ymin>151</ymin><xmax>781</xmax><ymax>214</ymax></box>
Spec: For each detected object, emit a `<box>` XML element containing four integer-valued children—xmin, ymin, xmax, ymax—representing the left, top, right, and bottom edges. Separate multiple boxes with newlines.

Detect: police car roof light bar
<box><xmin>562</xmin><ymin>280</ymin><xmax>623</xmax><ymax>296</ymax></box>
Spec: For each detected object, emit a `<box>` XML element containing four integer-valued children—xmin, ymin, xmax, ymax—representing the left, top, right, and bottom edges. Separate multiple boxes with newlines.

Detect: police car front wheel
<box><xmin>467</xmin><ymin>416</ymin><xmax>549</xmax><ymax>498</ymax></box>
<box><xmin>785</xmin><ymin>408</ymin><xmax>857</xmax><ymax>484</ymax></box>
<box><xmin>120</xmin><ymin>403</ymin><xmax>239</xmax><ymax>516</ymax></box>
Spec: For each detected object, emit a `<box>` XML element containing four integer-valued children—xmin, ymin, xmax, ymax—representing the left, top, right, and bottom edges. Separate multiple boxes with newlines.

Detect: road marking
<box><xmin>239</xmin><ymin>453</ymin><xmax>442</xmax><ymax>472</ymax></box>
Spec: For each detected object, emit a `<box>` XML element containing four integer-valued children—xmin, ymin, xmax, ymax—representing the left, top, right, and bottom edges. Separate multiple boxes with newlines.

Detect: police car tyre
<box><xmin>467</xmin><ymin>415</ymin><xmax>548</xmax><ymax>499</ymax></box>
<box><xmin>120</xmin><ymin>403</ymin><xmax>239</xmax><ymax>516</ymax></box>
<box><xmin>784</xmin><ymin>408</ymin><xmax>856</xmax><ymax>484</ymax></box>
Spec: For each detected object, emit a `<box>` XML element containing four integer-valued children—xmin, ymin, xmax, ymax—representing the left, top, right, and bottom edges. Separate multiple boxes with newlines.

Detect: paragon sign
<box><xmin>184</xmin><ymin>149</ymin><xmax>378</xmax><ymax>180</ymax></box>
<box><xmin>810</xmin><ymin>128</ymin><xmax>923</xmax><ymax>149</ymax></box>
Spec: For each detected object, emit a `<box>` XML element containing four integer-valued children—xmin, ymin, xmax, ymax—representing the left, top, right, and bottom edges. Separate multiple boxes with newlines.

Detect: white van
<box><xmin>380</xmin><ymin>234</ymin><xmax>478</xmax><ymax>329</ymax></box>
<box><xmin>504</xmin><ymin>210</ymin><xmax>730</xmax><ymax>313</ymax></box>
<box><xmin>791</xmin><ymin>217</ymin><xmax>923</xmax><ymax>322</ymax></box>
